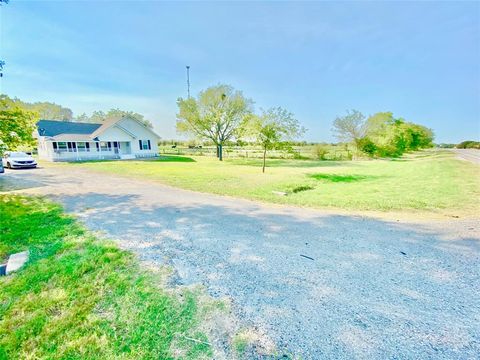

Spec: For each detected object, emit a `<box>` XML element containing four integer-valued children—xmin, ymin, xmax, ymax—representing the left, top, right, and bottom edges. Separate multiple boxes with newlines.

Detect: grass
<box><xmin>57</xmin><ymin>150</ymin><xmax>480</xmax><ymax>215</ymax></box>
<box><xmin>0</xmin><ymin>195</ymin><xmax>217</xmax><ymax>359</ymax></box>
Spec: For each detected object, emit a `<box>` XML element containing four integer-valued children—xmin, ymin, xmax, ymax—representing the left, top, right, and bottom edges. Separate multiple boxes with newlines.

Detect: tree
<box><xmin>76</xmin><ymin>108</ymin><xmax>153</xmax><ymax>128</ymax></box>
<box><xmin>457</xmin><ymin>141</ymin><xmax>480</xmax><ymax>149</ymax></box>
<box><xmin>0</xmin><ymin>95</ymin><xmax>37</xmax><ymax>154</ymax></box>
<box><xmin>23</xmin><ymin>101</ymin><xmax>73</xmax><ymax>121</ymax></box>
<box><xmin>332</xmin><ymin>110</ymin><xmax>366</xmax><ymax>144</ymax></box>
<box><xmin>176</xmin><ymin>84</ymin><xmax>253</xmax><ymax>161</ymax></box>
<box><xmin>363</xmin><ymin>112</ymin><xmax>434</xmax><ymax>157</ymax></box>
<box><xmin>75</xmin><ymin>112</ymin><xmax>90</xmax><ymax>123</ymax></box>
<box><xmin>245</xmin><ymin>107</ymin><xmax>305</xmax><ymax>172</ymax></box>
<box><xmin>3</xmin><ymin>96</ymin><xmax>73</xmax><ymax>121</ymax></box>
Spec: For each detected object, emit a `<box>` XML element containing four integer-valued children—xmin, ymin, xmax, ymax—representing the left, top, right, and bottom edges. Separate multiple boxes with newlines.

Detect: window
<box><xmin>77</xmin><ymin>142</ymin><xmax>86</xmax><ymax>152</ymax></box>
<box><xmin>100</xmin><ymin>142</ymin><xmax>110</xmax><ymax>151</ymax></box>
<box><xmin>139</xmin><ymin>139</ymin><xmax>151</xmax><ymax>150</ymax></box>
<box><xmin>57</xmin><ymin>142</ymin><xmax>67</xmax><ymax>151</ymax></box>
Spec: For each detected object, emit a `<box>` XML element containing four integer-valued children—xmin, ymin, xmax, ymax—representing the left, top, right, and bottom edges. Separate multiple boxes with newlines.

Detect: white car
<box><xmin>2</xmin><ymin>152</ymin><xmax>37</xmax><ymax>169</ymax></box>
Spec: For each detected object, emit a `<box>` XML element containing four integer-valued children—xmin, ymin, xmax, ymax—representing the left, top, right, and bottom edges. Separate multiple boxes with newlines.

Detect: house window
<box><xmin>77</xmin><ymin>142</ymin><xmax>87</xmax><ymax>152</ymax></box>
<box><xmin>100</xmin><ymin>142</ymin><xmax>111</xmax><ymax>151</ymax></box>
<box><xmin>139</xmin><ymin>140</ymin><xmax>151</xmax><ymax>150</ymax></box>
<box><xmin>57</xmin><ymin>142</ymin><xmax>67</xmax><ymax>151</ymax></box>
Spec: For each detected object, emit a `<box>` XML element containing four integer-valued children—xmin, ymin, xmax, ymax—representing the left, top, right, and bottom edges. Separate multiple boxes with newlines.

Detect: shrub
<box><xmin>312</xmin><ymin>144</ymin><xmax>329</xmax><ymax>160</ymax></box>
<box><xmin>356</xmin><ymin>137</ymin><xmax>377</xmax><ymax>157</ymax></box>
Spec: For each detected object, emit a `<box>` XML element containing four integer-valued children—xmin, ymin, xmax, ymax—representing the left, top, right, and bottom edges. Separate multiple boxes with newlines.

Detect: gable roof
<box><xmin>90</xmin><ymin>116</ymin><xmax>161</xmax><ymax>139</ymax></box>
<box><xmin>37</xmin><ymin>120</ymin><xmax>102</xmax><ymax>137</ymax></box>
<box><xmin>89</xmin><ymin>117</ymin><xmax>125</xmax><ymax>139</ymax></box>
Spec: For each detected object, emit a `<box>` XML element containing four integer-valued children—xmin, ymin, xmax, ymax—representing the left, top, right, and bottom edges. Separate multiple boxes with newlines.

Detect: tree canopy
<box><xmin>0</xmin><ymin>95</ymin><xmax>37</xmax><ymax>154</ymax></box>
<box><xmin>76</xmin><ymin>108</ymin><xmax>153</xmax><ymax>128</ymax></box>
<box><xmin>1</xmin><ymin>95</ymin><xmax>73</xmax><ymax>121</ymax></box>
<box><xmin>332</xmin><ymin>110</ymin><xmax>366</xmax><ymax>143</ymax></box>
<box><xmin>332</xmin><ymin>110</ymin><xmax>434</xmax><ymax>157</ymax></box>
<box><xmin>245</xmin><ymin>107</ymin><xmax>305</xmax><ymax>172</ymax></box>
<box><xmin>176</xmin><ymin>84</ymin><xmax>253</xmax><ymax>160</ymax></box>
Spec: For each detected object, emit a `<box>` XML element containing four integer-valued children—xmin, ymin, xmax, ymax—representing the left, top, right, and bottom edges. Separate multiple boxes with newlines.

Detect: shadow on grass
<box><xmin>228</xmin><ymin>158</ymin><xmax>346</xmax><ymax>168</ymax></box>
<box><xmin>308</xmin><ymin>173</ymin><xmax>378</xmax><ymax>182</ymax></box>
<box><xmin>157</xmin><ymin>155</ymin><xmax>196</xmax><ymax>163</ymax></box>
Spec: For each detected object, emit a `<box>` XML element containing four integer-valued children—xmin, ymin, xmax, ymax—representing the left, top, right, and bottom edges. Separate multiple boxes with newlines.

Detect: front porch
<box><xmin>44</xmin><ymin>140</ymin><xmax>156</xmax><ymax>161</ymax></box>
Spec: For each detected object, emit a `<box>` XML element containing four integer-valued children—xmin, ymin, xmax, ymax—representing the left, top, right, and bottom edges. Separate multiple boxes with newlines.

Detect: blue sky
<box><xmin>1</xmin><ymin>1</ymin><xmax>479</xmax><ymax>143</ymax></box>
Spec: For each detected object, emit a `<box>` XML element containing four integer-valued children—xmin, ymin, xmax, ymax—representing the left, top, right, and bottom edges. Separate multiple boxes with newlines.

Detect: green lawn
<box><xmin>0</xmin><ymin>195</ymin><xmax>218</xmax><ymax>359</ymax></box>
<box><xmin>62</xmin><ymin>150</ymin><xmax>479</xmax><ymax>216</ymax></box>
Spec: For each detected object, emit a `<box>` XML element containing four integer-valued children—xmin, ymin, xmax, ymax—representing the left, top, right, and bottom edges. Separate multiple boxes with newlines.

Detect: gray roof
<box><xmin>36</xmin><ymin>120</ymin><xmax>102</xmax><ymax>137</ymax></box>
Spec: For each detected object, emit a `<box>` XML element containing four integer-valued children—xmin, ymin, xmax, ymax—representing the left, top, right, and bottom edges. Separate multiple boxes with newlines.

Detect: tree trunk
<box><xmin>216</xmin><ymin>145</ymin><xmax>219</xmax><ymax>158</ymax></box>
<box><xmin>219</xmin><ymin>143</ymin><xmax>223</xmax><ymax>161</ymax></box>
<box><xmin>262</xmin><ymin>147</ymin><xmax>267</xmax><ymax>173</ymax></box>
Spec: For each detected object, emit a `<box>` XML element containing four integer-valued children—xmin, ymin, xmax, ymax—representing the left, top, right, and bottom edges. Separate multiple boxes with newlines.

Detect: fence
<box><xmin>158</xmin><ymin>146</ymin><xmax>353</xmax><ymax>161</ymax></box>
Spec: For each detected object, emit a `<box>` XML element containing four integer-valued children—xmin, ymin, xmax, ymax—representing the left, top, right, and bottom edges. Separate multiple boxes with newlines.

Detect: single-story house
<box><xmin>36</xmin><ymin>117</ymin><xmax>160</xmax><ymax>161</ymax></box>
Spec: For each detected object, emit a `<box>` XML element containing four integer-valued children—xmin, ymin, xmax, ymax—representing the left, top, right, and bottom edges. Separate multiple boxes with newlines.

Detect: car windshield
<box><xmin>9</xmin><ymin>152</ymin><xmax>29</xmax><ymax>158</ymax></box>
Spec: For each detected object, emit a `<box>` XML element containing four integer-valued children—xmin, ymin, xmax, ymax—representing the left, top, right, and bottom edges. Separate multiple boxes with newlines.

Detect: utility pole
<box><xmin>186</xmin><ymin>65</ymin><xmax>190</xmax><ymax>98</ymax></box>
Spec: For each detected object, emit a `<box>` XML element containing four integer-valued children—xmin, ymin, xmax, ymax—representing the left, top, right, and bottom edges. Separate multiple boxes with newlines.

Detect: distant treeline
<box><xmin>0</xmin><ymin>95</ymin><xmax>153</xmax><ymax>128</ymax></box>
<box><xmin>436</xmin><ymin>141</ymin><xmax>479</xmax><ymax>149</ymax></box>
<box><xmin>456</xmin><ymin>141</ymin><xmax>480</xmax><ymax>149</ymax></box>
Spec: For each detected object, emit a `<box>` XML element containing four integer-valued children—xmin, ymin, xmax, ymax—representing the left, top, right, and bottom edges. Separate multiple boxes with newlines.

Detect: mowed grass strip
<box><xmin>63</xmin><ymin>150</ymin><xmax>479</xmax><ymax>214</ymax></box>
<box><xmin>0</xmin><ymin>195</ymin><xmax>213</xmax><ymax>359</ymax></box>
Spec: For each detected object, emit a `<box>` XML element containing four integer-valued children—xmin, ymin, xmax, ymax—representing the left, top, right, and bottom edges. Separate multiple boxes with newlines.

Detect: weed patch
<box><xmin>309</xmin><ymin>173</ymin><xmax>376</xmax><ymax>183</ymax></box>
<box><xmin>291</xmin><ymin>185</ymin><xmax>315</xmax><ymax>193</ymax></box>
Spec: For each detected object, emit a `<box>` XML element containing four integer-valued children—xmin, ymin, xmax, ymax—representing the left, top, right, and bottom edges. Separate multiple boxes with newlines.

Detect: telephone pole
<box><xmin>186</xmin><ymin>65</ymin><xmax>190</xmax><ymax>98</ymax></box>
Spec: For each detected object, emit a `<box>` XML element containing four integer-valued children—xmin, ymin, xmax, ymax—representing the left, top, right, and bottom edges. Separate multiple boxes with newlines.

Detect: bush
<box><xmin>356</xmin><ymin>137</ymin><xmax>377</xmax><ymax>157</ymax></box>
<box><xmin>312</xmin><ymin>144</ymin><xmax>329</xmax><ymax>160</ymax></box>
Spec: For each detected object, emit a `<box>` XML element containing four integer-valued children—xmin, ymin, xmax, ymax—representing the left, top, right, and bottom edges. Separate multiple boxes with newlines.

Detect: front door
<box><xmin>119</xmin><ymin>142</ymin><xmax>131</xmax><ymax>154</ymax></box>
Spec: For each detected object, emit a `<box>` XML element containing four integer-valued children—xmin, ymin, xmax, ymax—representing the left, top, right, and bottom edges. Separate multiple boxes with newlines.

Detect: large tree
<box><xmin>176</xmin><ymin>84</ymin><xmax>253</xmax><ymax>161</ymax></box>
<box><xmin>364</xmin><ymin>112</ymin><xmax>433</xmax><ymax>157</ymax></box>
<box><xmin>76</xmin><ymin>108</ymin><xmax>153</xmax><ymax>128</ymax></box>
<box><xmin>0</xmin><ymin>95</ymin><xmax>37</xmax><ymax>153</ymax></box>
<box><xmin>23</xmin><ymin>101</ymin><xmax>73</xmax><ymax>121</ymax></box>
<box><xmin>245</xmin><ymin>107</ymin><xmax>305</xmax><ymax>173</ymax></box>
<box><xmin>3</xmin><ymin>96</ymin><xmax>73</xmax><ymax>121</ymax></box>
<box><xmin>332</xmin><ymin>109</ymin><xmax>366</xmax><ymax>144</ymax></box>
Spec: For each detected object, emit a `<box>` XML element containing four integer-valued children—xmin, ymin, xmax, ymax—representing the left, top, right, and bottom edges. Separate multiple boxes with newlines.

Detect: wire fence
<box><xmin>158</xmin><ymin>146</ymin><xmax>354</xmax><ymax>161</ymax></box>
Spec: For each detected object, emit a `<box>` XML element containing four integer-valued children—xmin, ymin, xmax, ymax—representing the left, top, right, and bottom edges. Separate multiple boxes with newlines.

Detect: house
<box><xmin>36</xmin><ymin>117</ymin><xmax>160</xmax><ymax>161</ymax></box>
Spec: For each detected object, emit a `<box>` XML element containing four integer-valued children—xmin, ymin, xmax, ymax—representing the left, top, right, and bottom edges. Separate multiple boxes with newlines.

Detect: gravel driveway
<box><xmin>1</xmin><ymin>166</ymin><xmax>479</xmax><ymax>359</ymax></box>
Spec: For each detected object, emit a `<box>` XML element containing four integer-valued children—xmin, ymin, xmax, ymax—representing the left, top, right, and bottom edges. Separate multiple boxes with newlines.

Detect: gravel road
<box><xmin>1</xmin><ymin>166</ymin><xmax>479</xmax><ymax>359</ymax></box>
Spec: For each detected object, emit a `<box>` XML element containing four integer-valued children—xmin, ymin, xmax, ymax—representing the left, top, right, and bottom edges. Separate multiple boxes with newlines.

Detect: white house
<box><xmin>36</xmin><ymin>117</ymin><xmax>160</xmax><ymax>161</ymax></box>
